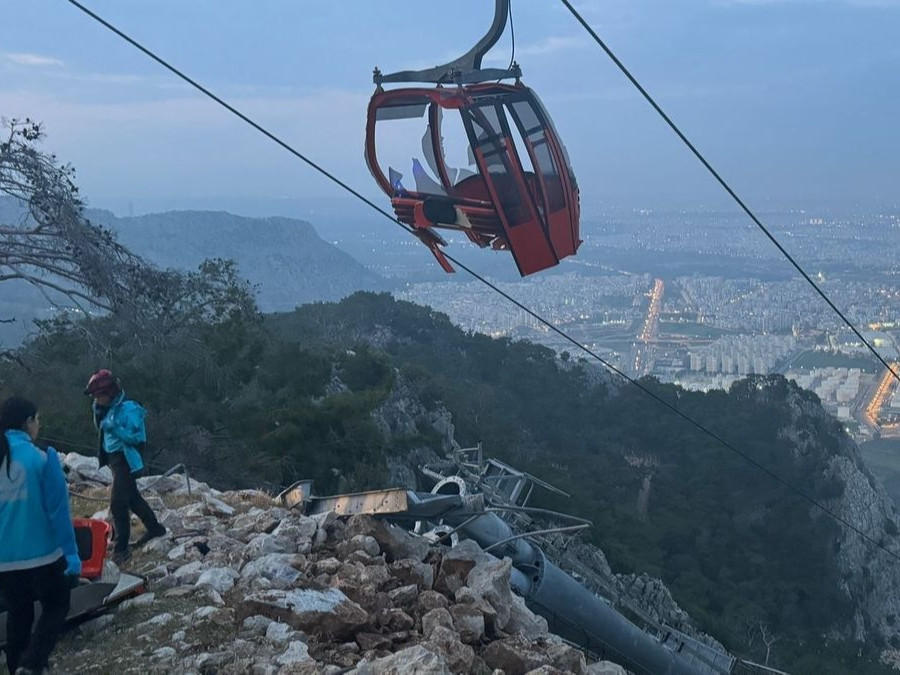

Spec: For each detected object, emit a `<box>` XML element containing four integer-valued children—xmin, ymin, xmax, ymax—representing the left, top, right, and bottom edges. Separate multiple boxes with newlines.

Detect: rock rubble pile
<box><xmin>57</xmin><ymin>453</ymin><xmax>628</xmax><ymax>675</ymax></box>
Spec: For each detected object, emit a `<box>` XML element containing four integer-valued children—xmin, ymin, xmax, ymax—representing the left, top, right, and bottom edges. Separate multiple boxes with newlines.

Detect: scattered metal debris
<box><xmin>280</xmin><ymin>444</ymin><xmax>757</xmax><ymax>674</ymax></box>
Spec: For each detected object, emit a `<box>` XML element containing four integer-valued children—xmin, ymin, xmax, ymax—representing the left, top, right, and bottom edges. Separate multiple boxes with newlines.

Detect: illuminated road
<box><xmin>633</xmin><ymin>278</ymin><xmax>665</xmax><ymax>375</ymax></box>
<box><xmin>865</xmin><ymin>363</ymin><xmax>899</xmax><ymax>428</ymax></box>
<box><xmin>640</xmin><ymin>279</ymin><xmax>665</xmax><ymax>343</ymax></box>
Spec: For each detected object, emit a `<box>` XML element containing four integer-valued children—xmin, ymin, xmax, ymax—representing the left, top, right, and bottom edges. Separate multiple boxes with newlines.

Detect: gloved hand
<box><xmin>64</xmin><ymin>553</ymin><xmax>82</xmax><ymax>578</ymax></box>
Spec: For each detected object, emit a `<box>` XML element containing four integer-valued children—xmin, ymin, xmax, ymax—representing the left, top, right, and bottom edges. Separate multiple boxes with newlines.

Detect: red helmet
<box><xmin>84</xmin><ymin>369</ymin><xmax>120</xmax><ymax>397</ymax></box>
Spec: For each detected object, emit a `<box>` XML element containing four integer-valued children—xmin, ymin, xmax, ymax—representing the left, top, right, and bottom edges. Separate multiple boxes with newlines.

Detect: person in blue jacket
<box><xmin>0</xmin><ymin>396</ymin><xmax>81</xmax><ymax>675</ymax></box>
<box><xmin>84</xmin><ymin>370</ymin><xmax>166</xmax><ymax>566</ymax></box>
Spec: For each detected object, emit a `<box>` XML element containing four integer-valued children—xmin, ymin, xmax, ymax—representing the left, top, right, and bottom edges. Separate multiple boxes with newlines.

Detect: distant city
<box><xmin>374</xmin><ymin>207</ymin><xmax>900</xmax><ymax>443</ymax></box>
<box><xmin>7</xmin><ymin>201</ymin><xmax>900</xmax><ymax>445</ymax></box>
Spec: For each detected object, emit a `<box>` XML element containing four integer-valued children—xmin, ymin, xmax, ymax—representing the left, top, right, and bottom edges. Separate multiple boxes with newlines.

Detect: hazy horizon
<box><xmin>3</xmin><ymin>0</ymin><xmax>899</xmax><ymax>218</ymax></box>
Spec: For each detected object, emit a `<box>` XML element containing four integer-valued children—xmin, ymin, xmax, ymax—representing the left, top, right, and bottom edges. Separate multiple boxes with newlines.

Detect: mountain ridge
<box><xmin>0</xmin><ymin>198</ymin><xmax>392</xmax><ymax>345</ymax></box>
<box><xmin>88</xmin><ymin>208</ymin><xmax>392</xmax><ymax>311</ymax></box>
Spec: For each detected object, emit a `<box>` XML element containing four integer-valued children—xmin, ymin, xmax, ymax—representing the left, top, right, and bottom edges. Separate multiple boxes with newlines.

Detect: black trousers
<box><xmin>108</xmin><ymin>453</ymin><xmax>160</xmax><ymax>553</ymax></box>
<box><xmin>0</xmin><ymin>557</ymin><xmax>71</xmax><ymax>673</ymax></box>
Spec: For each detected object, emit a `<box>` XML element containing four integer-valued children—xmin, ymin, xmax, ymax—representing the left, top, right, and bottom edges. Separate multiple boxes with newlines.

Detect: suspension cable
<box><xmin>559</xmin><ymin>0</ymin><xmax>899</xmax><ymax>385</ymax></box>
<box><xmin>63</xmin><ymin>0</ymin><xmax>900</xmax><ymax>564</ymax></box>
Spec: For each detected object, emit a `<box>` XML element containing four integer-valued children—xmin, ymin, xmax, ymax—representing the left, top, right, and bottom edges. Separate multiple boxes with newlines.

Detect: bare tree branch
<box><xmin>1</xmin><ymin>117</ymin><xmax>258</xmax><ymax>356</ymax></box>
<box><xmin>758</xmin><ymin>622</ymin><xmax>781</xmax><ymax>666</ymax></box>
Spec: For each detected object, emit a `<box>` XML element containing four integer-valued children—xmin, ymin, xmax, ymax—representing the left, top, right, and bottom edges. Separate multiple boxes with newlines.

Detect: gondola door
<box><xmin>462</xmin><ymin>100</ymin><xmax>559</xmax><ymax>276</ymax></box>
<box><xmin>506</xmin><ymin>92</ymin><xmax>580</xmax><ymax>260</ymax></box>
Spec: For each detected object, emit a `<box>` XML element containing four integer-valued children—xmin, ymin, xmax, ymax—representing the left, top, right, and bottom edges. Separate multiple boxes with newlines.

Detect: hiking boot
<box><xmin>110</xmin><ymin>548</ymin><xmax>132</xmax><ymax>567</ymax></box>
<box><xmin>133</xmin><ymin>524</ymin><xmax>167</xmax><ymax>548</ymax></box>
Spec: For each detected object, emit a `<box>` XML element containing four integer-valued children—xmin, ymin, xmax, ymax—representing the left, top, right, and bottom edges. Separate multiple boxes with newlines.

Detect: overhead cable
<box><xmin>64</xmin><ymin>0</ymin><xmax>900</xmax><ymax>564</ymax></box>
<box><xmin>559</xmin><ymin>0</ymin><xmax>900</xmax><ymax>385</ymax></box>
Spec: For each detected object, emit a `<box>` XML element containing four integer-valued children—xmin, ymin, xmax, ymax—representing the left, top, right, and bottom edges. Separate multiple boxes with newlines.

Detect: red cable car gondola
<box><xmin>365</xmin><ymin>1</ymin><xmax>580</xmax><ymax>277</ymax></box>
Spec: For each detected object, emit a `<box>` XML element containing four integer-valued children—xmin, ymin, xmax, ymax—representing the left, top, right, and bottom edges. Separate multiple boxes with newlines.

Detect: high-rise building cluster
<box><xmin>687</xmin><ymin>335</ymin><xmax>797</xmax><ymax>376</ymax></box>
<box><xmin>785</xmin><ymin>367</ymin><xmax>863</xmax><ymax>420</ymax></box>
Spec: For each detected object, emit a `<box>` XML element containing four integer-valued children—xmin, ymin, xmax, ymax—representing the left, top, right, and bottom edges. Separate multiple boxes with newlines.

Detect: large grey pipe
<box><xmin>442</xmin><ymin>508</ymin><xmax>700</xmax><ymax>675</ymax></box>
<box><xmin>528</xmin><ymin>550</ymin><xmax>699</xmax><ymax>675</ymax></box>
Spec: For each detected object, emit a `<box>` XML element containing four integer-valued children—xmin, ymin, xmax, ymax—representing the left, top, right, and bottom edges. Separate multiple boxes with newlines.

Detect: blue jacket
<box><xmin>0</xmin><ymin>430</ymin><xmax>80</xmax><ymax>573</ymax></box>
<box><xmin>93</xmin><ymin>391</ymin><xmax>146</xmax><ymax>474</ymax></box>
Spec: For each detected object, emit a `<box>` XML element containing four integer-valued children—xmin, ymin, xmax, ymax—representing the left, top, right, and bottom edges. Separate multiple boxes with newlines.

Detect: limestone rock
<box><xmin>426</xmin><ymin>624</ymin><xmax>475</xmax><ymax>673</ymax></box>
<box><xmin>152</xmin><ymin>646</ymin><xmax>177</xmax><ymax>661</ymax></box>
<box><xmin>387</xmin><ymin>583</ymin><xmax>418</xmax><ymax>606</ymax></box>
<box><xmin>242</xmin><ymin>614</ymin><xmax>274</xmax><ymax>636</ymax></box>
<box><xmin>419</xmin><ymin>589</ymin><xmax>450</xmax><ymax>613</ymax></box>
<box><xmin>378</xmin><ymin>608</ymin><xmax>415</xmax><ymax>632</ymax></box>
<box><xmin>272</xmin><ymin>518</ymin><xmax>316</xmax><ymax>554</ymax></box>
<box><xmin>311</xmin><ymin>510</ymin><xmax>338</xmax><ymax>530</ymax></box>
<box><xmin>450</xmin><ymin>603</ymin><xmax>485</xmax><ymax>644</ymax></box>
<box><xmin>359</xmin><ymin>562</ymin><xmax>391</xmax><ymax>589</ymax></box>
<box><xmin>171</xmin><ymin>560</ymin><xmax>205</xmax><ymax>585</ymax></box>
<box><xmin>244</xmin><ymin>532</ymin><xmax>289</xmax><ymax>559</ymax></box>
<box><xmin>137</xmin><ymin>612</ymin><xmax>174</xmax><ymax>630</ymax></box>
<box><xmin>454</xmin><ymin>586</ymin><xmax>497</xmax><ymax>630</ymax></box>
<box><xmin>506</xmin><ymin>593</ymin><xmax>549</xmax><ymax>640</ymax></box>
<box><xmin>354</xmin><ymin>644</ymin><xmax>451</xmax><ymax>675</ymax></box>
<box><xmin>275</xmin><ymin>640</ymin><xmax>314</xmax><ymax>667</ymax></box>
<box><xmin>191</xmin><ymin>605</ymin><xmax>235</xmax><ymax>627</ymax></box>
<box><xmin>422</xmin><ymin>607</ymin><xmax>454</xmax><ymax>639</ymax></box>
<box><xmin>65</xmin><ymin>454</ymin><xmax>112</xmax><ymax>485</ymax></box>
<box><xmin>196</xmin><ymin>566</ymin><xmax>240</xmax><ymax>594</ymax></box>
<box><xmin>390</xmin><ymin>558</ymin><xmax>434</xmax><ymax>590</ymax></box>
<box><xmin>437</xmin><ymin>540</ymin><xmax>491</xmax><ymax>595</ymax></box>
<box><xmin>265</xmin><ymin>621</ymin><xmax>303</xmax><ymax>646</ymax></box>
<box><xmin>466</xmin><ymin>558</ymin><xmax>514</xmax><ymax>631</ymax></box>
<box><xmin>547</xmin><ymin>643</ymin><xmax>588</xmax><ymax>674</ymax></box>
<box><xmin>240</xmin><ymin>553</ymin><xmax>304</xmax><ymax>588</ymax></box>
<box><xmin>356</xmin><ymin>631</ymin><xmax>393</xmax><ymax>652</ymax></box>
<box><xmin>347</xmin><ymin>514</ymin><xmax>430</xmax><ymax>563</ymax></box>
<box><xmin>339</xmin><ymin>534</ymin><xmax>381</xmax><ymax>558</ymax></box>
<box><xmin>55</xmin><ymin>451</ymin><xmax>728</xmax><ymax>675</ymax></box>
<box><xmin>242</xmin><ymin>587</ymin><xmax>368</xmax><ymax>639</ymax></box>
<box><xmin>482</xmin><ymin>636</ymin><xmax>552</xmax><ymax>674</ymax></box>
<box><xmin>118</xmin><ymin>592</ymin><xmax>156</xmax><ymax>611</ymax></box>
<box><xmin>317</xmin><ymin>557</ymin><xmax>343</xmax><ymax>575</ymax></box>
<box><xmin>195</xmin><ymin>651</ymin><xmax>235</xmax><ymax>670</ymax></box>
<box><xmin>138</xmin><ymin>474</ymin><xmax>184</xmax><ymax>494</ymax></box>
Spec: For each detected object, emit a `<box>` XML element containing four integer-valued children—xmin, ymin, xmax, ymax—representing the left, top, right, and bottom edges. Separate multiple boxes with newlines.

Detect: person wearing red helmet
<box><xmin>84</xmin><ymin>370</ymin><xmax>166</xmax><ymax>565</ymax></box>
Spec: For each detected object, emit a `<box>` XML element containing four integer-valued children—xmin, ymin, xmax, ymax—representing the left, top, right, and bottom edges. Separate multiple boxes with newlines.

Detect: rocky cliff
<box><xmin>773</xmin><ymin>382</ymin><xmax>900</xmax><ymax>644</ymax></box>
<box><xmin>363</xmin><ymin>372</ymin><xmax>728</xmax><ymax>653</ymax></box>
<box><xmin>59</xmin><ymin>453</ymin><xmax>627</xmax><ymax>675</ymax></box>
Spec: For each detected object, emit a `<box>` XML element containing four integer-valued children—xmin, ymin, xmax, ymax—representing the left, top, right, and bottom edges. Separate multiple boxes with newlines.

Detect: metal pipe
<box><xmin>436</xmin><ymin>505</ymin><xmax>706</xmax><ymax>675</ymax></box>
<box><xmin>527</xmin><ymin>550</ymin><xmax>700</xmax><ymax>675</ymax></box>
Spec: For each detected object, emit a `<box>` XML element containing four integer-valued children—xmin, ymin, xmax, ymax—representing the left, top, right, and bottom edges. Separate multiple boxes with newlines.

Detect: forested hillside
<box><xmin>2</xmin><ymin>292</ymin><xmax>898</xmax><ymax>673</ymax></box>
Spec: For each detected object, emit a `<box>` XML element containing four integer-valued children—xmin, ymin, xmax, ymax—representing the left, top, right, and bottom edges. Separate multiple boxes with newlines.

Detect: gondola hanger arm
<box><xmin>374</xmin><ymin>0</ymin><xmax>520</xmax><ymax>86</ymax></box>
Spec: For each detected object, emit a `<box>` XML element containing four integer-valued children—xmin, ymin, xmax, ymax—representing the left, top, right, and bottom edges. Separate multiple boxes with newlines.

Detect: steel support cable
<box><xmin>64</xmin><ymin>0</ymin><xmax>900</xmax><ymax>565</ymax></box>
<box><xmin>482</xmin><ymin>524</ymin><xmax>591</xmax><ymax>553</ymax></box>
<box><xmin>485</xmin><ymin>504</ymin><xmax>594</xmax><ymax>525</ymax></box>
<box><xmin>558</xmin><ymin>0</ymin><xmax>900</xmax><ymax>386</ymax></box>
<box><xmin>41</xmin><ymin>434</ymin><xmax>97</xmax><ymax>452</ymax></box>
<box><xmin>69</xmin><ymin>463</ymin><xmax>193</xmax><ymax>501</ymax></box>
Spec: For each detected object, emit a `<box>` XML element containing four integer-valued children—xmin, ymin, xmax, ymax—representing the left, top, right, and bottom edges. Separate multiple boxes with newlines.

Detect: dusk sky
<box><xmin>2</xmin><ymin>0</ymin><xmax>899</xmax><ymax>217</ymax></box>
